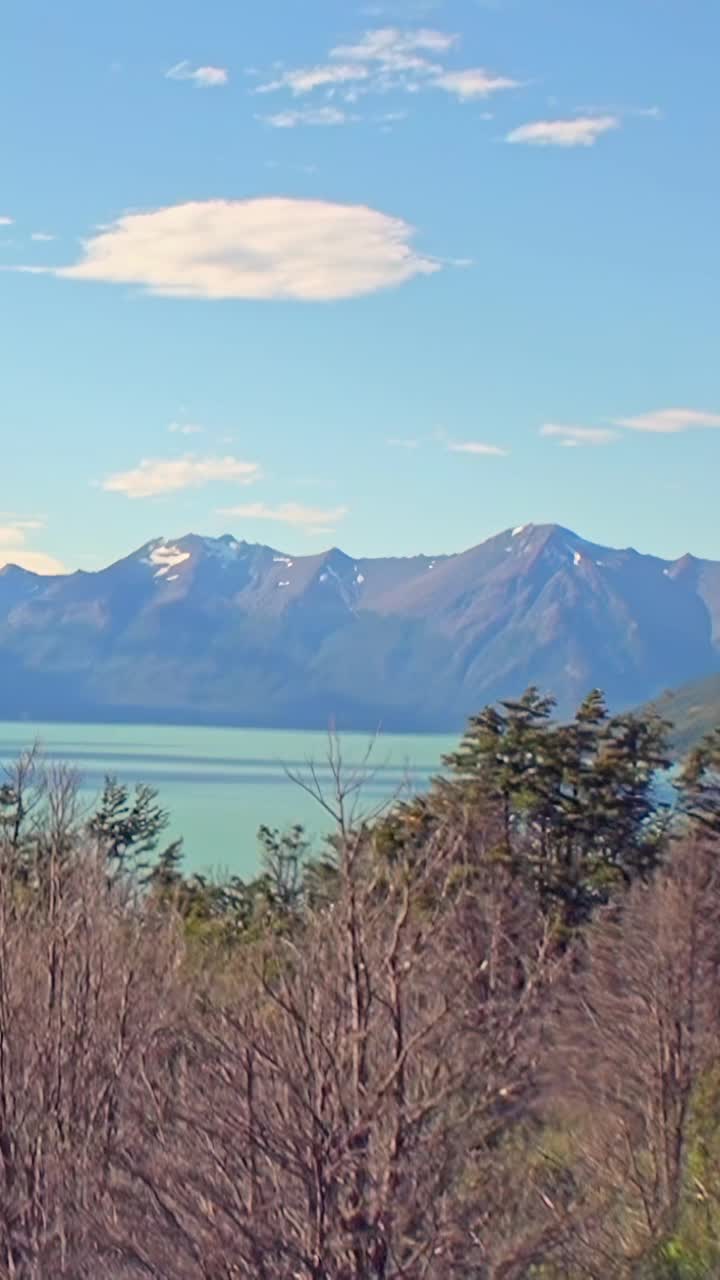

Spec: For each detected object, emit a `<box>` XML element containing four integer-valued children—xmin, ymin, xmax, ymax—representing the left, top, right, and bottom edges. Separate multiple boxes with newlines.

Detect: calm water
<box><xmin>0</xmin><ymin>722</ymin><xmax>459</xmax><ymax>878</ymax></box>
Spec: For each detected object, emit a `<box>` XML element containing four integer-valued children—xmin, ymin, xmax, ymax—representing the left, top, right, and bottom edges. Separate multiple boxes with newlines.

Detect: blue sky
<box><xmin>2</xmin><ymin>0</ymin><xmax>719</xmax><ymax>573</ymax></box>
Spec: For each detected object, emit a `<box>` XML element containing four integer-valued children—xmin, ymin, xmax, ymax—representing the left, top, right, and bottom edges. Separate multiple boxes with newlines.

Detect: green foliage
<box><xmin>643</xmin><ymin>1066</ymin><xmax>720</xmax><ymax>1278</ymax></box>
<box><xmin>164</xmin><ymin>823</ymin><xmax>332</xmax><ymax>949</ymax></box>
<box><xmin>379</xmin><ymin>686</ymin><xmax>673</xmax><ymax>927</ymax></box>
<box><xmin>87</xmin><ymin>776</ymin><xmax>181</xmax><ymax>881</ymax></box>
<box><xmin>2</xmin><ymin>685</ymin><xmax>720</xmax><ymax>1276</ymax></box>
<box><xmin>677</xmin><ymin>727</ymin><xmax>720</xmax><ymax>837</ymax></box>
<box><xmin>0</xmin><ymin>749</ymin><xmax>44</xmax><ymax>869</ymax></box>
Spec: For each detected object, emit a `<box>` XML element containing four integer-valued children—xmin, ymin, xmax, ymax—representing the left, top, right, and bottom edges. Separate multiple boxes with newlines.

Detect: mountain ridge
<box><xmin>646</xmin><ymin>672</ymin><xmax>720</xmax><ymax>753</ymax></box>
<box><xmin>2</xmin><ymin>523</ymin><xmax>719</xmax><ymax>732</ymax></box>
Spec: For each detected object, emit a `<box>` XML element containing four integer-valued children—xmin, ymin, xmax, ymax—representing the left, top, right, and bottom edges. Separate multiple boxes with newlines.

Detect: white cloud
<box><xmin>0</xmin><ymin>515</ymin><xmax>46</xmax><ymax>532</ymax></box>
<box><xmin>447</xmin><ymin>441</ymin><xmax>508</xmax><ymax>457</ymax></box>
<box><xmin>166</xmin><ymin>61</ymin><xmax>229</xmax><ymax>89</ymax></box>
<box><xmin>0</xmin><ymin>549</ymin><xmax>66</xmax><ymax>575</ymax></box>
<box><xmin>327</xmin><ymin>27</ymin><xmax>450</xmax><ymax>74</ymax></box>
<box><xmin>387</xmin><ymin>436</ymin><xmax>419</xmax><ymax>448</ymax></box>
<box><xmin>614</xmin><ymin>408</ymin><xmax>720</xmax><ymax>434</ymax></box>
<box><xmin>32</xmin><ymin>198</ymin><xmax>440</xmax><ymax>301</ymax></box>
<box><xmin>0</xmin><ymin>216</ymin><xmax>14</xmax><ymax>227</ymax></box>
<box><xmin>0</xmin><ymin>526</ymin><xmax>26</xmax><ymax>547</ymax></box>
<box><xmin>31</xmin><ymin>232</ymin><xmax>56</xmax><ymax>242</ymax></box>
<box><xmin>332</xmin><ymin>27</ymin><xmax>456</xmax><ymax>69</ymax></box>
<box><xmin>261</xmin><ymin>107</ymin><xmax>351</xmax><ymax>128</ymax></box>
<box><xmin>168</xmin><ymin>422</ymin><xmax>204</xmax><ymax>435</ymax></box>
<box><xmin>255</xmin><ymin>28</ymin><xmax>519</xmax><ymax>108</ymax></box>
<box><xmin>0</xmin><ymin>518</ymin><xmax>65</xmax><ymax>575</ymax></box>
<box><xmin>103</xmin><ymin>455</ymin><xmax>261</xmax><ymax>499</ymax></box>
<box><xmin>257</xmin><ymin>64</ymin><xmax>369</xmax><ymax>96</ymax></box>
<box><xmin>218</xmin><ymin>501</ymin><xmax>348</xmax><ymax>534</ymax></box>
<box><xmin>506</xmin><ymin>115</ymin><xmax>620</xmax><ymax>147</ymax></box>
<box><xmin>376</xmin><ymin>110</ymin><xmax>409</xmax><ymax>124</ymax></box>
<box><xmin>434</xmin><ymin>68</ymin><xmax>520</xmax><ymax>100</ymax></box>
<box><xmin>541</xmin><ymin>424</ymin><xmax>619</xmax><ymax>446</ymax></box>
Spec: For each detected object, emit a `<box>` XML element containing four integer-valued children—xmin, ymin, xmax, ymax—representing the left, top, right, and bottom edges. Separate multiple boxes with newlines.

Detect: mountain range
<box><xmin>1</xmin><ymin>523</ymin><xmax>719</xmax><ymax>732</ymax></box>
<box><xmin>647</xmin><ymin>673</ymin><xmax>720</xmax><ymax>753</ymax></box>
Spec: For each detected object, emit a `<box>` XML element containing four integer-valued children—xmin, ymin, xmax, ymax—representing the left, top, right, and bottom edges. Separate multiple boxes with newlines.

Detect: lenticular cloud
<box><xmin>44</xmin><ymin>198</ymin><xmax>441</xmax><ymax>301</ymax></box>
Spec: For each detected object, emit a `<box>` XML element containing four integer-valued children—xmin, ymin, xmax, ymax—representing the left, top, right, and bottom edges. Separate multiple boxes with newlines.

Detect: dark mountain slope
<box><xmin>646</xmin><ymin>673</ymin><xmax>720</xmax><ymax>753</ymax></box>
<box><xmin>1</xmin><ymin>525</ymin><xmax>719</xmax><ymax>731</ymax></box>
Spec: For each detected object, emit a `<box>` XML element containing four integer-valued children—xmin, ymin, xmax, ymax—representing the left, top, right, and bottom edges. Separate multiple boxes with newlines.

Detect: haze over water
<box><xmin>0</xmin><ymin>722</ymin><xmax>458</xmax><ymax>878</ymax></box>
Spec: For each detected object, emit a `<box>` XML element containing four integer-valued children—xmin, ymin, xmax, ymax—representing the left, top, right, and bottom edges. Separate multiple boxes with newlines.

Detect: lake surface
<box><xmin>0</xmin><ymin>722</ymin><xmax>459</xmax><ymax>879</ymax></box>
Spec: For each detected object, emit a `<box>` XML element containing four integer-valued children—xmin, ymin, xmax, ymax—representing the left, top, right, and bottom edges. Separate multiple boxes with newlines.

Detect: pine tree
<box><xmin>591</xmin><ymin>710</ymin><xmax>672</xmax><ymax>882</ymax></box>
<box><xmin>146</xmin><ymin>838</ymin><xmax>185</xmax><ymax>892</ymax></box>
<box><xmin>677</xmin><ymin>727</ymin><xmax>720</xmax><ymax>837</ymax></box>
<box><xmin>87</xmin><ymin>777</ymin><xmax>174</xmax><ymax>882</ymax></box>
<box><xmin>442</xmin><ymin>686</ymin><xmax>557</xmax><ymax>863</ymax></box>
<box><xmin>384</xmin><ymin>686</ymin><xmax>673</xmax><ymax>929</ymax></box>
<box><xmin>540</xmin><ymin>698</ymin><xmax>671</xmax><ymax>921</ymax></box>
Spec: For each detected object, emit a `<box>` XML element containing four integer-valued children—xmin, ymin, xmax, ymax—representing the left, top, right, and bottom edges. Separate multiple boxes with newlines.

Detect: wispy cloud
<box><xmin>332</xmin><ymin>27</ymin><xmax>457</xmax><ymax>67</ymax></box>
<box><xmin>576</xmin><ymin>102</ymin><xmax>663</xmax><ymax>121</ymax></box>
<box><xmin>30</xmin><ymin>232</ymin><xmax>56</xmax><ymax>242</ymax></box>
<box><xmin>376</xmin><ymin>110</ymin><xmax>409</xmax><ymax>124</ymax></box>
<box><xmin>257</xmin><ymin>64</ymin><xmax>369</xmax><ymax>96</ymax></box>
<box><xmin>261</xmin><ymin>107</ymin><xmax>351</xmax><ymax>129</ymax></box>
<box><xmin>387</xmin><ymin>436</ymin><xmax>419</xmax><ymax>448</ymax></box>
<box><xmin>23</xmin><ymin>198</ymin><xmax>441</xmax><ymax>301</ymax></box>
<box><xmin>166</xmin><ymin>61</ymin><xmax>229</xmax><ymax>89</ymax></box>
<box><xmin>0</xmin><ymin>548</ymin><xmax>66</xmax><ymax>574</ymax></box>
<box><xmin>541</xmin><ymin>424</ymin><xmax>619</xmax><ymax>447</ymax></box>
<box><xmin>103</xmin><ymin>455</ymin><xmax>261</xmax><ymax>499</ymax></box>
<box><xmin>0</xmin><ymin>216</ymin><xmax>14</xmax><ymax>227</ymax></box>
<box><xmin>0</xmin><ymin>525</ymin><xmax>34</xmax><ymax>545</ymax></box>
<box><xmin>507</xmin><ymin>115</ymin><xmax>620</xmax><ymax>147</ymax></box>
<box><xmin>434</xmin><ymin>68</ymin><xmax>520</xmax><ymax>100</ymax></box>
<box><xmin>0</xmin><ymin>517</ymin><xmax>65</xmax><ymax>575</ymax></box>
<box><xmin>254</xmin><ymin>27</ymin><xmax>520</xmax><ymax>112</ymax></box>
<box><xmin>447</xmin><ymin>441</ymin><xmax>509</xmax><ymax>457</ymax></box>
<box><xmin>168</xmin><ymin>422</ymin><xmax>204</xmax><ymax>435</ymax></box>
<box><xmin>0</xmin><ymin>514</ymin><xmax>46</xmax><ymax>532</ymax></box>
<box><xmin>218</xmin><ymin>501</ymin><xmax>348</xmax><ymax>535</ymax></box>
<box><xmin>614</xmin><ymin>408</ymin><xmax>720</xmax><ymax>434</ymax></box>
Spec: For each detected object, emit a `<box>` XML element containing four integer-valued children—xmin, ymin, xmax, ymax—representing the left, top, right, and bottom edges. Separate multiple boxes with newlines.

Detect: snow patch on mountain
<box><xmin>147</xmin><ymin>544</ymin><xmax>191</xmax><ymax>578</ymax></box>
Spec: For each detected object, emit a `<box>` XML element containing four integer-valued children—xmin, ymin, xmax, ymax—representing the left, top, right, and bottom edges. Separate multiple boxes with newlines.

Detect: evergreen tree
<box><xmin>384</xmin><ymin>687</ymin><xmax>673</xmax><ymax>927</ymax></box>
<box><xmin>589</xmin><ymin>709</ymin><xmax>672</xmax><ymax>882</ymax></box>
<box><xmin>442</xmin><ymin>686</ymin><xmax>557</xmax><ymax>864</ymax></box>
<box><xmin>87</xmin><ymin>776</ymin><xmax>176</xmax><ymax>882</ymax></box>
<box><xmin>145</xmin><ymin>838</ymin><xmax>185</xmax><ymax>892</ymax></box>
<box><xmin>677</xmin><ymin>727</ymin><xmax>720</xmax><ymax>837</ymax></box>
<box><xmin>257</xmin><ymin>823</ymin><xmax>308</xmax><ymax>915</ymax></box>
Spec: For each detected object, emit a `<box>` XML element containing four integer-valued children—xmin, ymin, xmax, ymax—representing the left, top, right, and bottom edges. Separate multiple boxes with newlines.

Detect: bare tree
<box><xmin>0</xmin><ymin>840</ymin><xmax>183</xmax><ymax>1278</ymax></box>
<box><xmin>102</xmin><ymin>794</ymin><xmax>571</xmax><ymax>1279</ymax></box>
<box><xmin>549</xmin><ymin>836</ymin><xmax>720</xmax><ymax>1277</ymax></box>
<box><xmin>8</xmin><ymin>739</ymin><xmax>712</xmax><ymax>1277</ymax></box>
<box><xmin>0</xmin><ymin>749</ymin><xmax>87</xmax><ymax>891</ymax></box>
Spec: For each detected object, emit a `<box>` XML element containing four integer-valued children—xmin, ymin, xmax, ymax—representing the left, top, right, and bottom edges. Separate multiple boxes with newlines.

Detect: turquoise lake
<box><xmin>0</xmin><ymin>722</ymin><xmax>460</xmax><ymax>878</ymax></box>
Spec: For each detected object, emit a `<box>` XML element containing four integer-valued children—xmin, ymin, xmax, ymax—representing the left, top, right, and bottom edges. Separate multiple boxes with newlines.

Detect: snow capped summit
<box><xmin>2</xmin><ymin>524</ymin><xmax>719</xmax><ymax>730</ymax></box>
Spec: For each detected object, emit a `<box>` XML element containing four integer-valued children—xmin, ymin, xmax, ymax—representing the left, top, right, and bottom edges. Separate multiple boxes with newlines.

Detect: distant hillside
<box><xmin>647</xmin><ymin>673</ymin><xmax>720</xmax><ymax>753</ymax></box>
<box><xmin>1</xmin><ymin>523</ymin><xmax>720</xmax><ymax>730</ymax></box>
